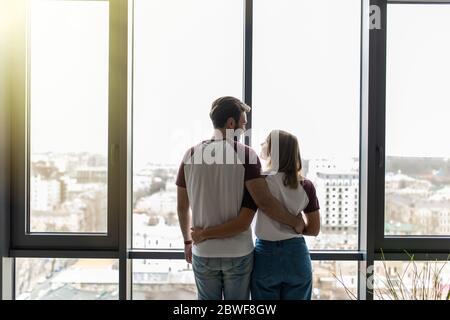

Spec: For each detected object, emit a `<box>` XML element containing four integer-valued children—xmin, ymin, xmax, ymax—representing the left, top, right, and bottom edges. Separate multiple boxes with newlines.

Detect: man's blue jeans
<box><xmin>192</xmin><ymin>252</ymin><xmax>253</xmax><ymax>300</ymax></box>
<box><xmin>251</xmin><ymin>237</ymin><xmax>312</xmax><ymax>300</ymax></box>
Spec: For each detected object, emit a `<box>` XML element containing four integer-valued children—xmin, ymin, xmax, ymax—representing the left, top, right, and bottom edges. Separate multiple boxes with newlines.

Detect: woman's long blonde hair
<box><xmin>266</xmin><ymin>130</ymin><xmax>303</xmax><ymax>189</ymax></box>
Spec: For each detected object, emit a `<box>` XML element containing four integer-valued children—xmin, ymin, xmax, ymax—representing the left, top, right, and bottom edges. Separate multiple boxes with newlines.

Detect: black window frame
<box><xmin>10</xmin><ymin>0</ymin><xmax>122</xmax><ymax>252</ymax></box>
<box><xmin>1</xmin><ymin>0</ymin><xmax>449</xmax><ymax>301</ymax></box>
<box><xmin>372</xmin><ymin>0</ymin><xmax>450</xmax><ymax>254</ymax></box>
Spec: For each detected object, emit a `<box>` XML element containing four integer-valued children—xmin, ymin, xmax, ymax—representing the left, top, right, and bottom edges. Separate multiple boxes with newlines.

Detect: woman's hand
<box><xmin>191</xmin><ymin>227</ymin><xmax>207</xmax><ymax>244</ymax></box>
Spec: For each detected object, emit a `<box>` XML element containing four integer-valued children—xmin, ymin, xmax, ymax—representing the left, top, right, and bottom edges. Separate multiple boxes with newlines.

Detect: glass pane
<box><xmin>385</xmin><ymin>5</ymin><xmax>450</xmax><ymax>236</ymax></box>
<box><xmin>132</xmin><ymin>259</ymin><xmax>357</xmax><ymax>300</ymax></box>
<box><xmin>374</xmin><ymin>260</ymin><xmax>450</xmax><ymax>300</ymax></box>
<box><xmin>16</xmin><ymin>258</ymin><xmax>119</xmax><ymax>300</ymax></box>
<box><xmin>132</xmin><ymin>0</ymin><xmax>243</xmax><ymax>249</ymax></box>
<box><xmin>133</xmin><ymin>259</ymin><xmax>197</xmax><ymax>299</ymax></box>
<box><xmin>312</xmin><ymin>261</ymin><xmax>357</xmax><ymax>300</ymax></box>
<box><xmin>29</xmin><ymin>0</ymin><xmax>109</xmax><ymax>233</ymax></box>
<box><xmin>253</xmin><ymin>0</ymin><xmax>361</xmax><ymax>250</ymax></box>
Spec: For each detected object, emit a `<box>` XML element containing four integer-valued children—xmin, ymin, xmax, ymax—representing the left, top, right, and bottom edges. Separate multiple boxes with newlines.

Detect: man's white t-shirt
<box><xmin>176</xmin><ymin>138</ymin><xmax>260</xmax><ymax>258</ymax></box>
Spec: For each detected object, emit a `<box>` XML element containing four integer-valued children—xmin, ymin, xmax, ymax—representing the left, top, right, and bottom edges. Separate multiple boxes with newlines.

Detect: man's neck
<box><xmin>212</xmin><ymin>128</ymin><xmax>242</xmax><ymax>144</ymax></box>
<box><xmin>212</xmin><ymin>129</ymin><xmax>227</xmax><ymax>140</ymax></box>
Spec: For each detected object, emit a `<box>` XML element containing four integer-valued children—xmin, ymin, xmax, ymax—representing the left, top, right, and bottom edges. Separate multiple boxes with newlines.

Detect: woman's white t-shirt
<box><xmin>254</xmin><ymin>173</ymin><xmax>320</xmax><ymax>241</ymax></box>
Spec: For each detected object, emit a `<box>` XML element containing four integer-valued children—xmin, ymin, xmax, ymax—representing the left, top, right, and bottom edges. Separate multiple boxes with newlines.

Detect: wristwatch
<box><xmin>184</xmin><ymin>240</ymin><xmax>193</xmax><ymax>245</ymax></box>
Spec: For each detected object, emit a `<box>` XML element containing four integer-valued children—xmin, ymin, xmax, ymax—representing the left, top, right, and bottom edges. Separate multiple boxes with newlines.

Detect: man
<box><xmin>176</xmin><ymin>96</ymin><xmax>304</xmax><ymax>300</ymax></box>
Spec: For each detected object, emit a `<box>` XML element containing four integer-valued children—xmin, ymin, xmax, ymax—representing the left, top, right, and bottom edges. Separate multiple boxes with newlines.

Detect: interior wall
<box><xmin>0</xmin><ymin>0</ymin><xmax>12</xmax><ymax>259</ymax></box>
<box><xmin>0</xmin><ymin>0</ymin><xmax>13</xmax><ymax>299</ymax></box>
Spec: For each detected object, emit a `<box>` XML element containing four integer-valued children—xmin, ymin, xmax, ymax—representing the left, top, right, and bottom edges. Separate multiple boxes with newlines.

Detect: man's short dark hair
<box><xmin>209</xmin><ymin>96</ymin><xmax>251</xmax><ymax>129</ymax></box>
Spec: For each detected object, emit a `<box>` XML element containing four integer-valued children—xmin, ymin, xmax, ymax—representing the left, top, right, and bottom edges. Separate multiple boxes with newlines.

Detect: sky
<box><xmin>386</xmin><ymin>4</ymin><xmax>450</xmax><ymax>158</ymax></box>
<box><xmin>30</xmin><ymin>0</ymin><xmax>109</xmax><ymax>157</ymax></box>
<box><xmin>29</xmin><ymin>0</ymin><xmax>450</xmax><ymax>171</ymax></box>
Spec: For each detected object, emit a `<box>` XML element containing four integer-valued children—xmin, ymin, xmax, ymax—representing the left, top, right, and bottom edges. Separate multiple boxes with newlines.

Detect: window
<box><xmin>132</xmin><ymin>0</ymin><xmax>244</xmax><ymax>249</ymax></box>
<box><xmin>312</xmin><ymin>261</ymin><xmax>358</xmax><ymax>300</ymax></box>
<box><xmin>16</xmin><ymin>258</ymin><xmax>119</xmax><ymax>300</ymax></box>
<box><xmin>132</xmin><ymin>259</ymin><xmax>196</xmax><ymax>300</ymax></box>
<box><xmin>7</xmin><ymin>0</ymin><xmax>449</xmax><ymax>302</ymax></box>
<box><xmin>373</xmin><ymin>260</ymin><xmax>450</xmax><ymax>300</ymax></box>
<box><xmin>29</xmin><ymin>0</ymin><xmax>109</xmax><ymax>233</ymax></box>
<box><xmin>385</xmin><ymin>4</ymin><xmax>450</xmax><ymax>236</ymax></box>
<box><xmin>131</xmin><ymin>260</ymin><xmax>357</xmax><ymax>300</ymax></box>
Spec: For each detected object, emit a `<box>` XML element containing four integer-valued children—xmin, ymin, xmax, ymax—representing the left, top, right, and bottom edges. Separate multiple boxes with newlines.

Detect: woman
<box><xmin>191</xmin><ymin>130</ymin><xmax>320</xmax><ymax>300</ymax></box>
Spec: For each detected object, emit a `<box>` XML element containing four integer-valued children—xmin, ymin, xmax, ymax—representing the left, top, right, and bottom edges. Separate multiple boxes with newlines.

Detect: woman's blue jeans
<box><xmin>251</xmin><ymin>237</ymin><xmax>312</xmax><ymax>300</ymax></box>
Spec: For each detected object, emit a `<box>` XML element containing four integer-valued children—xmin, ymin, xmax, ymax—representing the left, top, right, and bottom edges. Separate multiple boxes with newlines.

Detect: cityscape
<box><xmin>17</xmin><ymin>152</ymin><xmax>450</xmax><ymax>300</ymax></box>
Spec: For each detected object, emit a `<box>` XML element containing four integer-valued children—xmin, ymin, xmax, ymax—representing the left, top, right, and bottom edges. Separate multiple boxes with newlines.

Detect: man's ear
<box><xmin>225</xmin><ymin>117</ymin><xmax>236</xmax><ymax>129</ymax></box>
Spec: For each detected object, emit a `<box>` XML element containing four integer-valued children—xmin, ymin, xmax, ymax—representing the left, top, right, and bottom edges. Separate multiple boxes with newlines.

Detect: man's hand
<box><xmin>184</xmin><ymin>243</ymin><xmax>192</xmax><ymax>264</ymax></box>
<box><xmin>191</xmin><ymin>227</ymin><xmax>207</xmax><ymax>244</ymax></box>
<box><xmin>294</xmin><ymin>215</ymin><xmax>305</xmax><ymax>234</ymax></box>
